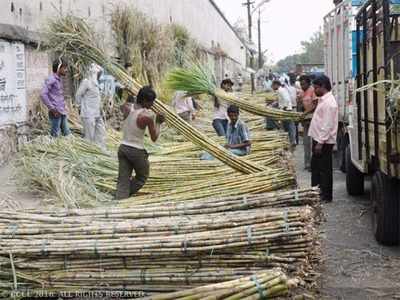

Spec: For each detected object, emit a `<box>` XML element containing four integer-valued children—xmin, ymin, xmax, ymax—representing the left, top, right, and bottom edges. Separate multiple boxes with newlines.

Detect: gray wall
<box><xmin>2</xmin><ymin>0</ymin><xmax>246</xmax><ymax>68</ymax></box>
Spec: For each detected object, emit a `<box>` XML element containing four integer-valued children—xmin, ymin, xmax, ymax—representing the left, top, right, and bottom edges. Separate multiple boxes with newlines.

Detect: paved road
<box><xmin>294</xmin><ymin>143</ymin><xmax>400</xmax><ymax>300</ymax></box>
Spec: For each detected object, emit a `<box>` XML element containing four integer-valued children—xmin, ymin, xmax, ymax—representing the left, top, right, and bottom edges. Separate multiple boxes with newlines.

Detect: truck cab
<box><xmin>346</xmin><ymin>0</ymin><xmax>400</xmax><ymax>245</ymax></box>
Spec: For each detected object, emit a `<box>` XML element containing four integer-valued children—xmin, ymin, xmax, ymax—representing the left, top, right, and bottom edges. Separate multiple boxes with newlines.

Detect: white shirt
<box><xmin>172</xmin><ymin>91</ymin><xmax>195</xmax><ymax>114</ymax></box>
<box><xmin>286</xmin><ymin>85</ymin><xmax>297</xmax><ymax>108</ymax></box>
<box><xmin>76</xmin><ymin>78</ymin><xmax>101</xmax><ymax>118</ymax></box>
<box><xmin>213</xmin><ymin>101</ymin><xmax>228</xmax><ymax>120</ymax></box>
<box><xmin>277</xmin><ymin>87</ymin><xmax>292</xmax><ymax>111</ymax></box>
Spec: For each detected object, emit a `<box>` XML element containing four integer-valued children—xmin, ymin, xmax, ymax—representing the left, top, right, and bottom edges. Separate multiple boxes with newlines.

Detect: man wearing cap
<box><xmin>75</xmin><ymin>63</ymin><xmax>106</xmax><ymax>148</ymax></box>
<box><xmin>41</xmin><ymin>58</ymin><xmax>71</xmax><ymax>137</ymax></box>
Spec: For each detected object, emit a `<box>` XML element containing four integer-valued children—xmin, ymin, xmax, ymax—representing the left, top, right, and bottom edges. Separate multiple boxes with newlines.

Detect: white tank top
<box><xmin>121</xmin><ymin>107</ymin><xmax>153</xmax><ymax>149</ymax></box>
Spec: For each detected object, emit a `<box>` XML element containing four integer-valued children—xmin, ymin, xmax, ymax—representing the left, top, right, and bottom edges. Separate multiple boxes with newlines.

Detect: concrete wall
<box><xmin>2</xmin><ymin>0</ymin><xmax>247</xmax><ymax>67</ymax></box>
<box><xmin>0</xmin><ymin>0</ymin><xmax>246</xmax><ymax>165</ymax></box>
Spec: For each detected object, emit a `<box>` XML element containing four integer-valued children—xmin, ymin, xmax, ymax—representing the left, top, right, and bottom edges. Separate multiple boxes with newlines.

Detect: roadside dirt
<box><xmin>295</xmin><ymin>144</ymin><xmax>400</xmax><ymax>300</ymax></box>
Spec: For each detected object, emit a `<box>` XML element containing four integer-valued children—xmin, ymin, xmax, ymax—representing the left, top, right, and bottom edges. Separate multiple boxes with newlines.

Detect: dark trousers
<box><xmin>116</xmin><ymin>144</ymin><xmax>150</xmax><ymax>200</ymax></box>
<box><xmin>311</xmin><ymin>141</ymin><xmax>334</xmax><ymax>200</ymax></box>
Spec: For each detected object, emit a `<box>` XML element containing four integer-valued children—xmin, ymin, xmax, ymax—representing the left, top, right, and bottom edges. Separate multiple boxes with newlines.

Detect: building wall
<box><xmin>2</xmin><ymin>0</ymin><xmax>246</xmax><ymax>66</ymax></box>
<box><xmin>0</xmin><ymin>0</ymin><xmax>246</xmax><ymax>165</ymax></box>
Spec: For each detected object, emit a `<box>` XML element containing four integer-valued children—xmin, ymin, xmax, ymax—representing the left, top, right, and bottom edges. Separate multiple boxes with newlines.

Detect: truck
<box><xmin>325</xmin><ymin>0</ymin><xmax>400</xmax><ymax>245</ymax></box>
<box><xmin>324</xmin><ymin>0</ymin><xmax>361</xmax><ymax>172</ymax></box>
<box><xmin>347</xmin><ymin>0</ymin><xmax>400</xmax><ymax>245</ymax></box>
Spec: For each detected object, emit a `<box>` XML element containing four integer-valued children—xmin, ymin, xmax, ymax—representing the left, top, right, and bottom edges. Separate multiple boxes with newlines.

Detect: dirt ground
<box><xmin>294</xmin><ymin>143</ymin><xmax>400</xmax><ymax>300</ymax></box>
<box><xmin>1</xmin><ymin>140</ymin><xmax>400</xmax><ymax>299</ymax></box>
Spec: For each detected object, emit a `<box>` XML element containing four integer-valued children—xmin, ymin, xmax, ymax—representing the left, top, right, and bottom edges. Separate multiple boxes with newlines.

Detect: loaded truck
<box><xmin>325</xmin><ymin>0</ymin><xmax>400</xmax><ymax>245</ymax></box>
<box><xmin>324</xmin><ymin>0</ymin><xmax>357</xmax><ymax>171</ymax></box>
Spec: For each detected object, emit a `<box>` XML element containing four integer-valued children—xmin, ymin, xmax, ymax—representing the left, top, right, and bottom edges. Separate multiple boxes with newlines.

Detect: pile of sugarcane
<box><xmin>19</xmin><ymin>127</ymin><xmax>295</xmax><ymax>208</ymax></box>
<box><xmin>139</xmin><ymin>270</ymin><xmax>300</xmax><ymax>300</ymax></box>
<box><xmin>0</xmin><ymin>188</ymin><xmax>320</xmax><ymax>294</ymax></box>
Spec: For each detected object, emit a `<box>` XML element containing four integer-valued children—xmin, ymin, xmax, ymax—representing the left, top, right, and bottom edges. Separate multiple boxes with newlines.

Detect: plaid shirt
<box><xmin>226</xmin><ymin>119</ymin><xmax>251</xmax><ymax>154</ymax></box>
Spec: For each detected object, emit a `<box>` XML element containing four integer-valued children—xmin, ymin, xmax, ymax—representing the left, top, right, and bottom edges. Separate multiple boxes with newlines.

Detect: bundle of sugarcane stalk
<box><xmin>43</xmin><ymin>15</ymin><xmax>263</xmax><ymax>175</ymax></box>
<box><xmin>34</xmin><ymin>188</ymin><xmax>320</xmax><ymax>220</ymax></box>
<box><xmin>165</xmin><ymin>63</ymin><xmax>303</xmax><ymax>122</ymax></box>
<box><xmin>0</xmin><ymin>199</ymin><xmax>319</xmax><ymax>293</ymax></box>
<box><xmin>139</xmin><ymin>270</ymin><xmax>300</xmax><ymax>300</ymax></box>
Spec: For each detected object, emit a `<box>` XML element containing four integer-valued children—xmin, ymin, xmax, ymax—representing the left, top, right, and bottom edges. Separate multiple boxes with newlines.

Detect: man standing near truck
<box><xmin>309</xmin><ymin>75</ymin><xmax>338</xmax><ymax>202</ymax></box>
<box><xmin>298</xmin><ymin>75</ymin><xmax>317</xmax><ymax>170</ymax></box>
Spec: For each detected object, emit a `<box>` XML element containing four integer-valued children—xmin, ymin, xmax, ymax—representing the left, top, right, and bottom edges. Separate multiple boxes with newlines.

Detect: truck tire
<box><xmin>371</xmin><ymin>171</ymin><xmax>399</xmax><ymax>245</ymax></box>
<box><xmin>345</xmin><ymin>145</ymin><xmax>364</xmax><ymax>195</ymax></box>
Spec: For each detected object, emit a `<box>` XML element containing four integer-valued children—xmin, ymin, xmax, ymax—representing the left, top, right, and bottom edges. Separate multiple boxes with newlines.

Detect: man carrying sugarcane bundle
<box><xmin>115</xmin><ymin>86</ymin><xmax>165</xmax><ymax>200</ymax></box>
<box><xmin>271</xmin><ymin>80</ymin><xmax>296</xmax><ymax>150</ymax></box>
<box><xmin>212</xmin><ymin>79</ymin><xmax>234</xmax><ymax>136</ymax></box>
<box><xmin>172</xmin><ymin>90</ymin><xmax>196</xmax><ymax>123</ymax></box>
<box><xmin>75</xmin><ymin>63</ymin><xmax>106</xmax><ymax>148</ymax></box>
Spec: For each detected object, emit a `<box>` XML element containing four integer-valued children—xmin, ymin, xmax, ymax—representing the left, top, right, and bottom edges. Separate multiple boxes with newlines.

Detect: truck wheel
<box><xmin>371</xmin><ymin>171</ymin><xmax>399</xmax><ymax>245</ymax></box>
<box><xmin>345</xmin><ymin>145</ymin><xmax>364</xmax><ymax>195</ymax></box>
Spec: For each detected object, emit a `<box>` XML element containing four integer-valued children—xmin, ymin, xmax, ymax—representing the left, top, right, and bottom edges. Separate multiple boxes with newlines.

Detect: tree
<box><xmin>275</xmin><ymin>30</ymin><xmax>324</xmax><ymax>73</ymax></box>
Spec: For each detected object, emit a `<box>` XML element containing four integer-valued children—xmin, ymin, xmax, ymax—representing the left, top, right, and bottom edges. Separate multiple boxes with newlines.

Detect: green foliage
<box><xmin>275</xmin><ymin>31</ymin><xmax>324</xmax><ymax>73</ymax></box>
<box><xmin>165</xmin><ymin>62</ymin><xmax>217</xmax><ymax>96</ymax></box>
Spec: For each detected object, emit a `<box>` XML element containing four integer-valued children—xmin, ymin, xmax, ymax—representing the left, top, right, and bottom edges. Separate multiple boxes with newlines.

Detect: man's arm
<box><xmin>75</xmin><ymin>79</ymin><xmax>89</xmax><ymax>107</ymax></box>
<box><xmin>120</xmin><ymin>103</ymin><xmax>132</xmax><ymax>120</ymax></box>
<box><xmin>137</xmin><ymin>113</ymin><xmax>164</xmax><ymax>142</ymax></box>
<box><xmin>41</xmin><ymin>77</ymin><xmax>56</xmax><ymax>111</ymax></box>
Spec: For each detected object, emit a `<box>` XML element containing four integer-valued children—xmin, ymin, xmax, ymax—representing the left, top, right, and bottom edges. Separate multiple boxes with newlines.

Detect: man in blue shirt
<box><xmin>225</xmin><ymin>105</ymin><xmax>251</xmax><ymax>156</ymax></box>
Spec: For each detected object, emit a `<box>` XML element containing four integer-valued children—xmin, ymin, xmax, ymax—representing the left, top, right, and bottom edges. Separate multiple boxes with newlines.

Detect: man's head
<box><xmin>221</xmin><ymin>79</ymin><xmax>234</xmax><ymax>92</ymax></box>
<box><xmin>136</xmin><ymin>86</ymin><xmax>156</xmax><ymax>109</ymax></box>
<box><xmin>313</xmin><ymin>75</ymin><xmax>332</xmax><ymax>97</ymax></box>
<box><xmin>299</xmin><ymin>75</ymin><xmax>312</xmax><ymax>92</ymax></box>
<box><xmin>271</xmin><ymin>80</ymin><xmax>281</xmax><ymax>91</ymax></box>
<box><xmin>52</xmin><ymin>58</ymin><xmax>68</xmax><ymax>76</ymax></box>
<box><xmin>288</xmin><ymin>73</ymin><xmax>296</xmax><ymax>86</ymax></box>
<box><xmin>227</xmin><ymin>105</ymin><xmax>240</xmax><ymax>124</ymax></box>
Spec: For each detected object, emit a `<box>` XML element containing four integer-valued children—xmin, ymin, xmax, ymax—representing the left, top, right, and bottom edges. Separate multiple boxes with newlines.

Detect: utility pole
<box><xmin>243</xmin><ymin>0</ymin><xmax>255</xmax><ymax>94</ymax></box>
<box><xmin>258</xmin><ymin>9</ymin><xmax>263</xmax><ymax>69</ymax></box>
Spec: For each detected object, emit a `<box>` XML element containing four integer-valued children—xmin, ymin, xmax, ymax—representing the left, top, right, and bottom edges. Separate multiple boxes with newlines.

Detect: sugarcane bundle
<box><xmin>30</xmin><ymin>188</ymin><xmax>320</xmax><ymax>220</ymax></box>
<box><xmin>139</xmin><ymin>270</ymin><xmax>300</xmax><ymax>300</ymax></box>
<box><xmin>165</xmin><ymin>63</ymin><xmax>303</xmax><ymax>121</ymax></box>
<box><xmin>43</xmin><ymin>15</ymin><xmax>263</xmax><ymax>175</ymax></box>
<box><xmin>0</xmin><ymin>205</ymin><xmax>319</xmax><ymax>292</ymax></box>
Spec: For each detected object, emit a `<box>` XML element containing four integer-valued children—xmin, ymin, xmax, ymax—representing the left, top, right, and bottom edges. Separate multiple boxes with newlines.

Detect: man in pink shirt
<box><xmin>309</xmin><ymin>75</ymin><xmax>338</xmax><ymax>202</ymax></box>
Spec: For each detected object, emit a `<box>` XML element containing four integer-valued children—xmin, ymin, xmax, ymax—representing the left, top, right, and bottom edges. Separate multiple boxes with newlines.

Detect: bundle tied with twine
<box><xmin>43</xmin><ymin>15</ymin><xmax>264</xmax><ymax>174</ymax></box>
<box><xmin>165</xmin><ymin>62</ymin><xmax>304</xmax><ymax>121</ymax></box>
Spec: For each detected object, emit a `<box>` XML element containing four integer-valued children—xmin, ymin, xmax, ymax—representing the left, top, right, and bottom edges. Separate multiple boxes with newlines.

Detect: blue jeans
<box><xmin>49</xmin><ymin>113</ymin><xmax>71</xmax><ymax>137</ymax></box>
<box><xmin>212</xmin><ymin>119</ymin><xmax>228</xmax><ymax>136</ymax></box>
<box><xmin>282</xmin><ymin>120</ymin><xmax>296</xmax><ymax>146</ymax></box>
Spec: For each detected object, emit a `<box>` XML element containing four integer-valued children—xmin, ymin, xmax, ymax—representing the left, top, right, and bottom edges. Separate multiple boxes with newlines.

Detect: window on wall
<box><xmin>40</xmin><ymin>2</ymin><xmax>43</xmax><ymax>11</ymax></box>
<box><xmin>11</xmin><ymin>2</ymin><xmax>15</xmax><ymax>12</ymax></box>
<box><xmin>19</xmin><ymin>8</ymin><xmax>22</xmax><ymax>16</ymax></box>
<box><xmin>88</xmin><ymin>7</ymin><xmax>91</xmax><ymax>17</ymax></box>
